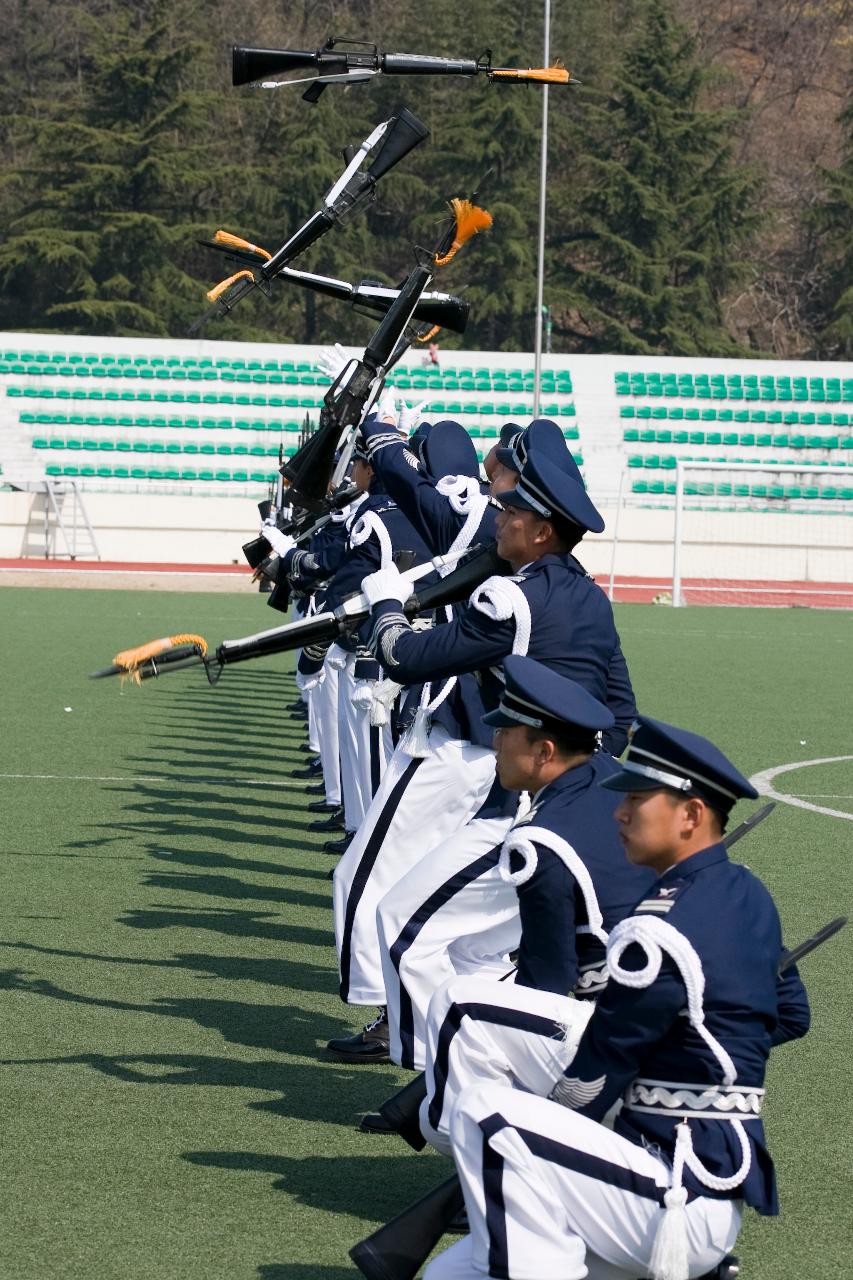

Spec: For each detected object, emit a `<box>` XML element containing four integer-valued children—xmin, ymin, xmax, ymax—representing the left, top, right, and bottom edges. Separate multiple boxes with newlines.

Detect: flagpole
<box><xmin>532</xmin><ymin>0</ymin><xmax>551</xmax><ymax>417</ymax></box>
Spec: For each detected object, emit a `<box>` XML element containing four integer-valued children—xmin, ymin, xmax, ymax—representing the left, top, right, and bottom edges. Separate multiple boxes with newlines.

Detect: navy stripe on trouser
<box><xmin>369</xmin><ymin>725</ymin><xmax>381</xmax><ymax>797</ymax></box>
<box><xmin>478</xmin><ymin>1111</ymin><xmax>667</xmax><ymax>1280</ymax></box>
<box><xmin>428</xmin><ymin>1002</ymin><xmax>564</xmax><ymax>1132</ymax></box>
<box><xmin>338</xmin><ymin>757</ymin><xmax>424</xmax><ymax>1002</ymax></box>
<box><xmin>389</xmin><ymin>845</ymin><xmax>502</xmax><ymax>1069</ymax></box>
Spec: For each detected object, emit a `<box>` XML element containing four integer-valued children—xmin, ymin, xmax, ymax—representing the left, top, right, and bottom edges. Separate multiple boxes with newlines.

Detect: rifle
<box><xmin>90</xmin><ymin>542</ymin><xmax>508</xmax><ymax>686</ymax></box>
<box><xmin>197</xmin><ymin>246</ymin><xmax>471</xmax><ymax>335</ymax></box>
<box><xmin>190</xmin><ymin>107</ymin><xmax>428</xmax><ymax>333</ymax></box>
<box><xmin>280</xmin><ymin>193</ymin><xmax>490</xmax><ymax>511</ymax></box>
<box><xmin>232</xmin><ymin>37</ymin><xmax>579</xmax><ymax>101</ymax></box>
<box><xmin>242</xmin><ymin>482</ymin><xmax>361</xmax><ymax>573</ymax></box>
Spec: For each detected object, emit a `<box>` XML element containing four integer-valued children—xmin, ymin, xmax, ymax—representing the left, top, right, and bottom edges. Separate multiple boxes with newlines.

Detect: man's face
<box><xmin>493</xmin><ymin>724</ymin><xmax>545</xmax><ymax>791</ymax></box>
<box><xmin>495</xmin><ymin>504</ymin><xmax>547</xmax><ymax>567</ymax></box>
<box><xmin>614</xmin><ymin>790</ymin><xmax>689</xmax><ymax>872</ymax></box>
<box><xmin>488</xmin><ymin>460</ymin><xmax>519</xmax><ymax>497</ymax></box>
<box><xmin>352</xmin><ymin>458</ymin><xmax>373</xmax><ymax>492</ymax></box>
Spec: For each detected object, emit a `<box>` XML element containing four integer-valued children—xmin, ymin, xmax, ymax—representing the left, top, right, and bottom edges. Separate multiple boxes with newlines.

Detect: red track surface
<box><xmin>1</xmin><ymin>560</ymin><xmax>850</xmax><ymax>606</ymax></box>
<box><xmin>0</xmin><ymin>558</ymin><xmax>250</xmax><ymax>574</ymax></box>
<box><xmin>610</xmin><ymin>576</ymin><xmax>853</xmax><ymax>608</ymax></box>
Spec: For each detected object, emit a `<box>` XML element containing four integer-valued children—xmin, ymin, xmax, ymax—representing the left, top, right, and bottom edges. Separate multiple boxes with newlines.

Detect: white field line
<box><xmin>750</xmin><ymin>756</ymin><xmax>853</xmax><ymax>822</ymax></box>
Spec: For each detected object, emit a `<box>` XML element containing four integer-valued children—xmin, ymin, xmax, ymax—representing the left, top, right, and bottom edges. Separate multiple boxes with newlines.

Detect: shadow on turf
<box><xmin>0</xmin><ymin>937</ymin><xmax>337</xmax><ymax>994</ymax></box>
<box><xmin>0</xmin><ymin>1042</ymin><xmax>406</xmax><ymax>1128</ymax></box>
<box><xmin>182</xmin><ymin>1150</ymin><xmax>451</xmax><ymax>1221</ymax></box>
<box><xmin>0</xmin><ymin>968</ymin><xmax>355</xmax><ymax>1059</ymax></box>
<box><xmin>257</xmin><ymin>1268</ymin><xmax>356</xmax><ymax>1279</ymax></box>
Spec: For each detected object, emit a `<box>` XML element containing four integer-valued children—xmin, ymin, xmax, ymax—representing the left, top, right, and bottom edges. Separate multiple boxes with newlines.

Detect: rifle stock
<box><xmin>349</xmin><ymin>1174</ymin><xmax>463</xmax><ymax>1280</ymax></box>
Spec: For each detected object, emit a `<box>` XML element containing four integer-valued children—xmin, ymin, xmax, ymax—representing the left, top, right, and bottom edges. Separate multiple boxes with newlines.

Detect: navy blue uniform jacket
<box><xmin>564</xmin><ymin>843</ymin><xmax>810</xmax><ymax>1214</ymax></box>
<box><xmin>511</xmin><ymin>753</ymin><xmax>656</xmax><ymax>994</ymax></box>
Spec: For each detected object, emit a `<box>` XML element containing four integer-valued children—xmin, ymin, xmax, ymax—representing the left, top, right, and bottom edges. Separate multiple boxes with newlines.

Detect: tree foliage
<box><xmin>0</xmin><ymin>0</ymin><xmax>847</xmax><ymax>356</ymax></box>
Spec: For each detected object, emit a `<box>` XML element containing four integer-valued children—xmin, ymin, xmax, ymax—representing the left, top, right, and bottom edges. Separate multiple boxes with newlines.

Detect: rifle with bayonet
<box><xmin>190</xmin><ymin>107</ymin><xmax>428</xmax><ymax>334</ymax></box>
<box><xmin>232</xmin><ymin>36</ymin><xmax>579</xmax><ymax>101</ymax></box>
<box><xmin>90</xmin><ymin>542</ymin><xmax>510</xmax><ymax>687</ymax></box>
<box><xmin>198</xmin><ymin>246</ymin><xmax>471</xmax><ymax>336</ymax></box>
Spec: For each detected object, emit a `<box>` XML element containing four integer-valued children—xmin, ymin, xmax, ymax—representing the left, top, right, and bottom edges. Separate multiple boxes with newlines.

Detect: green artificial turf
<box><xmin>0</xmin><ymin>587</ymin><xmax>850</xmax><ymax>1279</ymax></box>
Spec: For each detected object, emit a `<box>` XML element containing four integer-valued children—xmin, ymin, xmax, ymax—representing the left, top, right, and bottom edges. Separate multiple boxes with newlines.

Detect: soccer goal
<box><xmin>671</xmin><ymin>460</ymin><xmax>853</xmax><ymax>607</ymax></box>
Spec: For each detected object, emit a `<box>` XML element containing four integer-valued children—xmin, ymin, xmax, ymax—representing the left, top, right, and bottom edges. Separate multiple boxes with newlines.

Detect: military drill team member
<box><xmin>328</xmin><ymin>419</ymin><xmax>508</xmax><ymax>1057</ymax></box>
<box><xmin>412</xmin><ymin>656</ymin><xmax>657</xmax><ymax>1156</ymax></box>
<box><xmin>285</xmin><ymin>432</ymin><xmax>438</xmax><ymax>843</ymax></box>
<box><xmin>427</xmin><ymin>719</ymin><xmax>810</xmax><ymax>1280</ymax></box>
<box><xmin>349</xmin><ymin>448</ymin><xmax>637</xmax><ymax>1073</ymax></box>
<box><xmin>328</xmin><ymin>418</ymin><xmax>635</xmax><ymax>1035</ymax></box>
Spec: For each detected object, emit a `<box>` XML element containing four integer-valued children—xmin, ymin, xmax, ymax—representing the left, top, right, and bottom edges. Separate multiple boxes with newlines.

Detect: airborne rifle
<box><xmin>198</xmin><ymin>246</ymin><xmax>470</xmax><ymax>336</ymax></box>
<box><xmin>190</xmin><ymin>106</ymin><xmax>428</xmax><ymax>333</ymax></box>
<box><xmin>277</xmin><ymin>191</ymin><xmax>490</xmax><ymax>511</ymax></box>
<box><xmin>90</xmin><ymin>542</ymin><xmax>509</xmax><ymax>686</ymax></box>
<box><xmin>232</xmin><ymin>37</ymin><xmax>579</xmax><ymax>100</ymax></box>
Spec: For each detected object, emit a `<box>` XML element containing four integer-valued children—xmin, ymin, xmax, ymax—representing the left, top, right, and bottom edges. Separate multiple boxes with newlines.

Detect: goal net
<box><xmin>671</xmin><ymin>461</ymin><xmax>853</xmax><ymax>607</ymax></box>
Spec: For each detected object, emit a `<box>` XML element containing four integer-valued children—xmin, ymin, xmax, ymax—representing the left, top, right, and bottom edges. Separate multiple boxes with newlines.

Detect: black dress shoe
<box><xmin>327</xmin><ymin>1009</ymin><xmax>390</xmax><ymax>1062</ymax></box>
<box><xmin>323</xmin><ymin>834</ymin><xmax>353</xmax><ymax>856</ymax></box>
<box><xmin>359</xmin><ymin>1111</ymin><xmax>397</xmax><ymax>1135</ymax></box>
<box><xmin>292</xmin><ymin>762</ymin><xmax>322</xmax><ymax>779</ymax></box>
<box><xmin>311</xmin><ymin>813</ymin><xmax>345</xmax><ymax>833</ymax></box>
<box><xmin>305</xmin><ymin>782</ymin><xmax>327</xmax><ymax>796</ymax></box>
<box><xmin>308</xmin><ymin>800</ymin><xmax>342</xmax><ymax>814</ymax></box>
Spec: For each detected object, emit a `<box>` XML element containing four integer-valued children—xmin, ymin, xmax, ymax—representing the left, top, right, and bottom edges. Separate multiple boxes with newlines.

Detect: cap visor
<box><xmin>495</xmin><ymin>447</ymin><xmax>520</xmax><ymax>470</ymax></box>
<box><xmin>482</xmin><ymin>708</ymin><xmax>518</xmax><ymax>729</ymax></box>
<box><xmin>599</xmin><ymin>767</ymin><xmax>669</xmax><ymax>793</ymax></box>
<box><xmin>495</xmin><ymin>487</ymin><xmax>538</xmax><ymax>513</ymax></box>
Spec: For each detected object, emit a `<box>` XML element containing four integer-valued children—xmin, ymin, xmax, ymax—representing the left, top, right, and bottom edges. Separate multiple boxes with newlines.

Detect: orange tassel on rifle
<box><xmin>435</xmin><ymin>199</ymin><xmax>493</xmax><ymax>267</ymax></box>
<box><xmin>113</xmin><ymin>634</ymin><xmax>208</xmax><ymax>684</ymax></box>
<box><xmin>207</xmin><ymin>269</ymin><xmax>255</xmax><ymax>302</ymax></box>
<box><xmin>213</xmin><ymin>229</ymin><xmax>272</xmax><ymax>261</ymax></box>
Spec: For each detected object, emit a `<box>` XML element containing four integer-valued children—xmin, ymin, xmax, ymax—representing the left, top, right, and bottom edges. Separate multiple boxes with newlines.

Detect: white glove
<box><xmin>361</xmin><ymin>564</ymin><xmax>412</xmax><ymax>609</ymax></box>
<box><xmin>399</xmin><ymin>399</ymin><xmax>429</xmax><ymax>436</ymax></box>
<box><xmin>350</xmin><ymin>680</ymin><xmax>375</xmax><ymax>713</ymax></box>
<box><xmin>262</xmin><ymin>526</ymin><xmax>296</xmax><ymax>558</ymax></box>
<box><xmin>376</xmin><ymin>389</ymin><xmax>398</xmax><ymax>424</ymax></box>
<box><xmin>300</xmin><ymin>669</ymin><xmax>326</xmax><ymax>693</ymax></box>
<box><xmin>317</xmin><ymin>342</ymin><xmax>350</xmax><ymax>383</ymax></box>
<box><xmin>326</xmin><ymin>643</ymin><xmax>349</xmax><ymax>671</ymax></box>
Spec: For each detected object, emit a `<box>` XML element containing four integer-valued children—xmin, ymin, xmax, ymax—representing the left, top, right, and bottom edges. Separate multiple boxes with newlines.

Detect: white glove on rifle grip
<box><xmin>361</xmin><ymin>564</ymin><xmax>412</xmax><ymax>608</ymax></box>
<box><xmin>398</xmin><ymin>400</ymin><xmax>429</xmax><ymax>435</ymax></box>
<box><xmin>262</xmin><ymin>526</ymin><xmax>296</xmax><ymax>558</ymax></box>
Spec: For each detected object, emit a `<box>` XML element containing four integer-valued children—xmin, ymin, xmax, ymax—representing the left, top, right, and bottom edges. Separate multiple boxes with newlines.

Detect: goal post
<box><xmin>671</xmin><ymin>460</ymin><xmax>853</xmax><ymax>607</ymax></box>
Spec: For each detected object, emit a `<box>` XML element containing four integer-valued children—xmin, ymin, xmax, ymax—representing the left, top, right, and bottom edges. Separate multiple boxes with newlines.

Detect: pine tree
<box><xmin>0</xmin><ymin>1</ymin><xmax>224</xmax><ymax>337</ymax></box>
<box><xmin>812</xmin><ymin>98</ymin><xmax>853</xmax><ymax>359</ymax></box>
<box><xmin>548</xmin><ymin>0</ymin><xmax>761</xmax><ymax>356</ymax></box>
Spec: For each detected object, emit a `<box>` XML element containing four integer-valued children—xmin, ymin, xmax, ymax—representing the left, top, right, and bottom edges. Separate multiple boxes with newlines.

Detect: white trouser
<box><xmin>333</xmin><ymin>726</ymin><xmax>497</xmax><ymax>1006</ymax></box>
<box><xmin>425</xmin><ymin>1084</ymin><xmax>741</xmax><ymax>1280</ymax></box>
<box><xmin>314</xmin><ymin>656</ymin><xmax>341</xmax><ymax>806</ymax></box>
<box><xmin>422</xmin><ymin>976</ymin><xmax>595</xmax><ymax>1155</ymax></box>
<box><xmin>377</xmin><ymin>813</ymin><xmax>519</xmax><ymax>1071</ymax></box>
<box><xmin>338</xmin><ymin>655</ymin><xmax>393</xmax><ymax>832</ymax></box>
<box><xmin>306</xmin><ymin>686</ymin><xmax>318</xmax><ymax>752</ymax></box>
